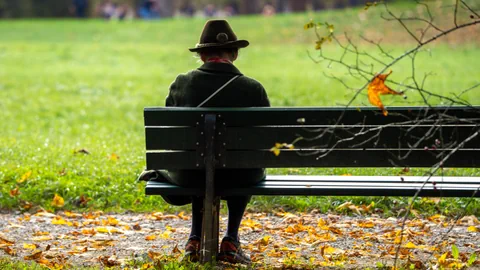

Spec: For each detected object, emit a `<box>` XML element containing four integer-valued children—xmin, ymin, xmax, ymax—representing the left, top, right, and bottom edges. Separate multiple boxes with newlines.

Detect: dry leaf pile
<box><xmin>0</xmin><ymin>208</ymin><xmax>479</xmax><ymax>269</ymax></box>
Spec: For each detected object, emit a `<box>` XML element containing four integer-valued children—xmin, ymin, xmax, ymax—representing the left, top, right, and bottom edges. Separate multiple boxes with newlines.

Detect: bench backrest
<box><xmin>144</xmin><ymin>107</ymin><xmax>480</xmax><ymax>170</ymax></box>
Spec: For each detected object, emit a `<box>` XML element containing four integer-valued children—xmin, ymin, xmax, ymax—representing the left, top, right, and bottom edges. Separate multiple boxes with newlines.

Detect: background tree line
<box><xmin>0</xmin><ymin>0</ymin><xmax>364</xmax><ymax>18</ymax></box>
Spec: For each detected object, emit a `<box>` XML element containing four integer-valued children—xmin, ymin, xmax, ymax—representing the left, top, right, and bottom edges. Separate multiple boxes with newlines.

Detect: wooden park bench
<box><xmin>140</xmin><ymin>106</ymin><xmax>480</xmax><ymax>263</ymax></box>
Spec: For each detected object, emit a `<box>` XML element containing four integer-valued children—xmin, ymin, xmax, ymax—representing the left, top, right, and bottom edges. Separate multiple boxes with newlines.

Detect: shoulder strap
<box><xmin>197</xmin><ymin>75</ymin><xmax>241</xmax><ymax>108</ymax></box>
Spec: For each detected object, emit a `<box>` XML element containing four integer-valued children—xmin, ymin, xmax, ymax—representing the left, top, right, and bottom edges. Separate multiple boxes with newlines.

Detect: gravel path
<box><xmin>1</xmin><ymin>210</ymin><xmax>479</xmax><ymax>269</ymax></box>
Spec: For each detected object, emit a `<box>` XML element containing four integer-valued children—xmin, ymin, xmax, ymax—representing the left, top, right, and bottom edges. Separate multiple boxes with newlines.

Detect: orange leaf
<box><xmin>145</xmin><ymin>235</ymin><xmax>156</xmax><ymax>241</ymax></box>
<box><xmin>24</xmin><ymin>250</ymin><xmax>43</xmax><ymax>260</ymax></box>
<box><xmin>1</xmin><ymin>246</ymin><xmax>16</xmax><ymax>256</ymax></box>
<box><xmin>367</xmin><ymin>70</ymin><xmax>403</xmax><ymax>116</ymax></box>
<box><xmin>9</xmin><ymin>187</ymin><xmax>20</xmax><ymax>197</ymax></box>
<box><xmin>51</xmin><ymin>194</ymin><xmax>65</xmax><ymax>208</ymax></box>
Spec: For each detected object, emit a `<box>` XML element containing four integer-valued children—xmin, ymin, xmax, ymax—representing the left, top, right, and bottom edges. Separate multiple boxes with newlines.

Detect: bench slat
<box><xmin>146</xmin><ymin>149</ymin><xmax>480</xmax><ymax>169</ymax></box>
<box><xmin>145</xmin><ymin>180</ymin><xmax>480</xmax><ymax>197</ymax></box>
<box><xmin>145</xmin><ymin>126</ymin><xmax>479</xmax><ymax>150</ymax></box>
<box><xmin>144</xmin><ymin>107</ymin><xmax>480</xmax><ymax>127</ymax></box>
<box><xmin>265</xmin><ymin>175</ymin><xmax>480</xmax><ymax>184</ymax></box>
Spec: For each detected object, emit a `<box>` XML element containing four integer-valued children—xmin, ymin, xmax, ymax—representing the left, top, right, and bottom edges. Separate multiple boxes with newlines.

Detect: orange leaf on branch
<box><xmin>367</xmin><ymin>70</ymin><xmax>405</xmax><ymax>116</ymax></box>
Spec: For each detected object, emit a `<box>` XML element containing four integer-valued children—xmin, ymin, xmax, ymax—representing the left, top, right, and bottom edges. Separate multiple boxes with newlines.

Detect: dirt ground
<box><xmin>1</xmin><ymin>210</ymin><xmax>479</xmax><ymax>269</ymax></box>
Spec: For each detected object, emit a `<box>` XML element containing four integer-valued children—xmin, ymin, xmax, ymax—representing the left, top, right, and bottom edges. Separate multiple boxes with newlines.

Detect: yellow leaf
<box><xmin>51</xmin><ymin>194</ymin><xmax>65</xmax><ymax>208</ymax></box>
<box><xmin>428</xmin><ymin>214</ymin><xmax>446</xmax><ymax>223</ymax></box>
<box><xmin>51</xmin><ymin>216</ymin><xmax>68</xmax><ymax>225</ymax></box>
<box><xmin>324</xmin><ymin>246</ymin><xmax>344</xmax><ymax>255</ymax></box>
<box><xmin>357</xmin><ymin>221</ymin><xmax>375</xmax><ymax>228</ymax></box>
<box><xmin>467</xmin><ymin>226</ymin><xmax>478</xmax><ymax>232</ymax></box>
<box><xmin>64</xmin><ymin>211</ymin><xmax>82</xmax><ymax>218</ymax></box>
<box><xmin>159</xmin><ymin>230</ymin><xmax>171</xmax><ymax>239</ymax></box>
<box><xmin>106</xmin><ymin>216</ymin><xmax>119</xmax><ymax>226</ymax></box>
<box><xmin>32</xmin><ymin>236</ymin><xmax>52</xmax><ymax>241</ymax></box>
<box><xmin>17</xmin><ymin>171</ymin><xmax>32</xmax><ymax>183</ymax></box>
<box><xmin>317</xmin><ymin>218</ymin><xmax>327</xmax><ymax>227</ymax></box>
<box><xmin>304</xmin><ymin>21</ymin><xmax>315</xmax><ymax>30</ymax></box>
<box><xmin>178</xmin><ymin>211</ymin><xmax>189</xmax><ymax>220</ymax></box>
<box><xmin>95</xmin><ymin>226</ymin><xmax>123</xmax><ymax>234</ymax></box>
<box><xmin>23</xmin><ymin>243</ymin><xmax>37</xmax><ymax>250</ymax></box>
<box><xmin>404</xmin><ymin>242</ymin><xmax>418</xmax><ymax>249</ymax></box>
<box><xmin>327</xmin><ymin>23</ymin><xmax>335</xmax><ymax>33</ymax></box>
<box><xmin>270</xmin><ymin>147</ymin><xmax>280</xmax><ymax>156</ymax></box>
<box><xmin>109</xmin><ymin>153</ymin><xmax>119</xmax><ymax>161</ymax></box>
<box><xmin>438</xmin><ymin>252</ymin><xmax>449</xmax><ymax>265</ymax></box>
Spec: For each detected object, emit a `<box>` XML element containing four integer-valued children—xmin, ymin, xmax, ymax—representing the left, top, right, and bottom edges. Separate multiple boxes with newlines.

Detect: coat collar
<box><xmin>198</xmin><ymin>62</ymin><xmax>243</xmax><ymax>75</ymax></box>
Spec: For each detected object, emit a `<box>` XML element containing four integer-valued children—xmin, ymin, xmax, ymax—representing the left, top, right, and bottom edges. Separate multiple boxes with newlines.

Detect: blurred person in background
<box><xmin>72</xmin><ymin>0</ymin><xmax>88</xmax><ymax>18</ymax></box>
<box><xmin>96</xmin><ymin>0</ymin><xmax>116</xmax><ymax>19</ymax></box>
<box><xmin>203</xmin><ymin>4</ymin><xmax>217</xmax><ymax>17</ymax></box>
<box><xmin>179</xmin><ymin>0</ymin><xmax>195</xmax><ymax>17</ymax></box>
<box><xmin>112</xmin><ymin>3</ymin><xmax>134</xmax><ymax>20</ymax></box>
<box><xmin>262</xmin><ymin>2</ymin><xmax>276</xmax><ymax>17</ymax></box>
<box><xmin>139</xmin><ymin>0</ymin><xmax>161</xmax><ymax>19</ymax></box>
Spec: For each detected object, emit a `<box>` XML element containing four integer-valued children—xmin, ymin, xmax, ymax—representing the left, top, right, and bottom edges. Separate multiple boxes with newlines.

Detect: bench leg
<box><xmin>200</xmin><ymin>196</ymin><xmax>221</xmax><ymax>263</ymax></box>
<box><xmin>201</xmin><ymin>114</ymin><xmax>219</xmax><ymax>263</ymax></box>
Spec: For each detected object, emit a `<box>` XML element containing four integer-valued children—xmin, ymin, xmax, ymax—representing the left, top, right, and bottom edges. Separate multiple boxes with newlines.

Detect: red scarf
<box><xmin>206</xmin><ymin>57</ymin><xmax>232</xmax><ymax>64</ymax></box>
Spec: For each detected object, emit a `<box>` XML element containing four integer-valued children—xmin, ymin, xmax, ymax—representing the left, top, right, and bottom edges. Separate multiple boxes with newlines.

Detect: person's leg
<box><xmin>218</xmin><ymin>196</ymin><xmax>252</xmax><ymax>264</ymax></box>
<box><xmin>190</xmin><ymin>196</ymin><xmax>203</xmax><ymax>239</ymax></box>
<box><xmin>183</xmin><ymin>196</ymin><xmax>203</xmax><ymax>262</ymax></box>
<box><xmin>225</xmin><ymin>196</ymin><xmax>251</xmax><ymax>240</ymax></box>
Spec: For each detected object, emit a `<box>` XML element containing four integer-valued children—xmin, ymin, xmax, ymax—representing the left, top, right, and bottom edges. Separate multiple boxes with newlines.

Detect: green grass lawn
<box><xmin>0</xmin><ymin>3</ymin><xmax>479</xmax><ymax>215</ymax></box>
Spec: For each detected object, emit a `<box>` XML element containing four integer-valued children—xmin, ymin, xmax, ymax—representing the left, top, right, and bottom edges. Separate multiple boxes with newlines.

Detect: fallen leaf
<box><xmin>98</xmin><ymin>254</ymin><xmax>119</xmax><ymax>267</ymax></box>
<box><xmin>109</xmin><ymin>153</ymin><xmax>119</xmax><ymax>161</ymax></box>
<box><xmin>367</xmin><ymin>70</ymin><xmax>404</xmax><ymax>116</ymax></box>
<box><xmin>9</xmin><ymin>187</ymin><xmax>20</xmax><ymax>197</ymax></box>
<box><xmin>52</xmin><ymin>216</ymin><xmax>69</xmax><ymax>225</ymax></box>
<box><xmin>95</xmin><ymin>226</ymin><xmax>124</xmax><ymax>234</ymax></box>
<box><xmin>23</xmin><ymin>243</ymin><xmax>38</xmax><ymax>250</ymax></box>
<box><xmin>64</xmin><ymin>211</ymin><xmax>82</xmax><ymax>218</ymax></box>
<box><xmin>1</xmin><ymin>246</ymin><xmax>16</xmax><ymax>256</ymax></box>
<box><xmin>145</xmin><ymin>235</ymin><xmax>156</xmax><ymax>241</ymax></box>
<box><xmin>133</xmin><ymin>223</ymin><xmax>141</xmax><ymax>231</ymax></box>
<box><xmin>32</xmin><ymin>236</ymin><xmax>53</xmax><ymax>241</ymax></box>
<box><xmin>467</xmin><ymin>226</ymin><xmax>478</xmax><ymax>232</ymax></box>
<box><xmin>24</xmin><ymin>251</ymin><xmax>43</xmax><ymax>260</ymax></box>
<box><xmin>0</xmin><ymin>236</ymin><xmax>15</xmax><ymax>245</ymax></box>
<box><xmin>17</xmin><ymin>171</ymin><xmax>32</xmax><ymax>183</ymax></box>
<box><xmin>51</xmin><ymin>194</ymin><xmax>65</xmax><ymax>208</ymax></box>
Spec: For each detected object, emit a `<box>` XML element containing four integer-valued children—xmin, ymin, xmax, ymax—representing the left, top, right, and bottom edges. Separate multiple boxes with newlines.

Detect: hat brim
<box><xmin>189</xmin><ymin>40</ymin><xmax>249</xmax><ymax>52</ymax></box>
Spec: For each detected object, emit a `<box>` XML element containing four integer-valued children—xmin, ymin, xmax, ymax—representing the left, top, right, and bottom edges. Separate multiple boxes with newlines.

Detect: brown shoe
<box><xmin>183</xmin><ymin>236</ymin><xmax>200</xmax><ymax>263</ymax></box>
<box><xmin>217</xmin><ymin>236</ymin><xmax>251</xmax><ymax>265</ymax></box>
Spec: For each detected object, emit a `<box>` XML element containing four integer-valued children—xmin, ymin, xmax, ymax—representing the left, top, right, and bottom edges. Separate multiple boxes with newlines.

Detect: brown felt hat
<box><xmin>189</xmin><ymin>20</ymin><xmax>249</xmax><ymax>52</ymax></box>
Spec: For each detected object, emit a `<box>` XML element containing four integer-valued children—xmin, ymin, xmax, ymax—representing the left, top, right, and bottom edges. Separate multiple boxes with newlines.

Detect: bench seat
<box><xmin>146</xmin><ymin>175</ymin><xmax>480</xmax><ymax>197</ymax></box>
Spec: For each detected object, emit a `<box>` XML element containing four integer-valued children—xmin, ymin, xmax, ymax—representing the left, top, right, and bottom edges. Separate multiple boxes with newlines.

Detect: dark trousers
<box><xmin>160</xmin><ymin>169</ymin><xmax>265</xmax><ymax>205</ymax></box>
<box><xmin>159</xmin><ymin>169</ymin><xmax>265</xmax><ymax>239</ymax></box>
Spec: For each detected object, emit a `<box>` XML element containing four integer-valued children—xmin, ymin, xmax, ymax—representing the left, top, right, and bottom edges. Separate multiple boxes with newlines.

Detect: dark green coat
<box><xmin>166</xmin><ymin>62</ymin><xmax>270</xmax><ymax>107</ymax></box>
<box><xmin>163</xmin><ymin>62</ymin><xmax>270</xmax><ymax>205</ymax></box>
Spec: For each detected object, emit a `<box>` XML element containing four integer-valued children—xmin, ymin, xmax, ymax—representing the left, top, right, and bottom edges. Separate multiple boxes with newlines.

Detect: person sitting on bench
<box><xmin>154</xmin><ymin>20</ymin><xmax>270</xmax><ymax>264</ymax></box>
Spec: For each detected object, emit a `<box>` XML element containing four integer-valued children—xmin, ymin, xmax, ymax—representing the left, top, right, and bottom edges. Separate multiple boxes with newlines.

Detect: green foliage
<box><xmin>0</xmin><ymin>6</ymin><xmax>479</xmax><ymax>213</ymax></box>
